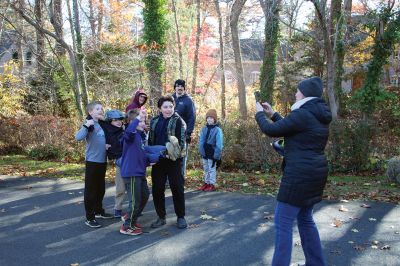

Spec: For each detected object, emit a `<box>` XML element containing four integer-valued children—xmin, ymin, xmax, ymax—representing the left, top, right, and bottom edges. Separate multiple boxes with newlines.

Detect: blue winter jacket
<box><xmin>198</xmin><ymin>124</ymin><xmax>223</xmax><ymax>160</ymax></box>
<box><xmin>173</xmin><ymin>93</ymin><xmax>196</xmax><ymax>137</ymax></box>
<box><xmin>255</xmin><ymin>98</ymin><xmax>332</xmax><ymax>207</ymax></box>
<box><xmin>120</xmin><ymin>118</ymin><xmax>149</xmax><ymax>178</ymax></box>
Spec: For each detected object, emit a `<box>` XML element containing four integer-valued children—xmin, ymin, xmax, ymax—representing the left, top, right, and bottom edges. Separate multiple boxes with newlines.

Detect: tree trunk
<box><xmin>230</xmin><ymin>0</ymin><xmax>248</xmax><ymax>120</ymax></box>
<box><xmin>171</xmin><ymin>0</ymin><xmax>183</xmax><ymax>77</ymax></box>
<box><xmin>16</xmin><ymin>0</ymin><xmax>25</xmax><ymax>74</ymax></box>
<box><xmin>191</xmin><ymin>0</ymin><xmax>202</xmax><ymax>94</ymax></box>
<box><xmin>214</xmin><ymin>0</ymin><xmax>226</xmax><ymax>119</ymax></box>
<box><xmin>312</xmin><ymin>0</ymin><xmax>338</xmax><ymax>120</ymax></box>
<box><xmin>88</xmin><ymin>0</ymin><xmax>97</xmax><ymax>39</ymax></box>
<box><xmin>97</xmin><ymin>0</ymin><xmax>104</xmax><ymax>41</ymax></box>
<box><xmin>34</xmin><ymin>0</ymin><xmax>45</xmax><ymax>76</ymax></box>
<box><xmin>259</xmin><ymin>0</ymin><xmax>282</xmax><ymax>103</ymax></box>
<box><xmin>49</xmin><ymin>0</ymin><xmax>65</xmax><ymax>56</ymax></box>
<box><xmin>72</xmin><ymin>0</ymin><xmax>89</xmax><ymax>107</ymax></box>
<box><xmin>142</xmin><ymin>0</ymin><xmax>168</xmax><ymax>107</ymax></box>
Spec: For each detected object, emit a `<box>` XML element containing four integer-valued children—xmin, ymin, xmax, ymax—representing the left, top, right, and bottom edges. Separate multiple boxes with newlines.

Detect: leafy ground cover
<box><xmin>1</xmin><ymin>155</ymin><xmax>399</xmax><ymax>203</ymax></box>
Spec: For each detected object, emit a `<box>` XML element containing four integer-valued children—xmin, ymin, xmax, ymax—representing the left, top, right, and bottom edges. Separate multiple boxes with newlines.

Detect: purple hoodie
<box><xmin>119</xmin><ymin>118</ymin><xmax>149</xmax><ymax>178</ymax></box>
<box><xmin>125</xmin><ymin>89</ymin><xmax>148</xmax><ymax>113</ymax></box>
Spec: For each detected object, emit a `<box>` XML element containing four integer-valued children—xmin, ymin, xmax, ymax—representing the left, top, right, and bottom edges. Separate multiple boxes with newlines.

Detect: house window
<box><xmin>390</xmin><ymin>75</ymin><xmax>399</xmax><ymax>86</ymax></box>
<box><xmin>26</xmin><ymin>51</ymin><xmax>32</xmax><ymax>65</ymax></box>
<box><xmin>250</xmin><ymin>71</ymin><xmax>260</xmax><ymax>84</ymax></box>
<box><xmin>12</xmin><ymin>51</ymin><xmax>19</xmax><ymax>60</ymax></box>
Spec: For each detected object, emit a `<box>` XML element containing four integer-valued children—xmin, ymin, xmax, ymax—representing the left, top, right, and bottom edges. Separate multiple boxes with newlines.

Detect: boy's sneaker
<box><xmin>151</xmin><ymin>218</ymin><xmax>166</xmax><ymax>228</ymax></box>
<box><xmin>177</xmin><ymin>217</ymin><xmax>187</xmax><ymax>229</ymax></box>
<box><xmin>119</xmin><ymin>224</ymin><xmax>142</xmax><ymax>236</ymax></box>
<box><xmin>85</xmin><ymin>219</ymin><xmax>101</xmax><ymax>228</ymax></box>
<box><xmin>121</xmin><ymin>213</ymin><xmax>129</xmax><ymax>222</ymax></box>
<box><xmin>114</xmin><ymin>209</ymin><xmax>122</xmax><ymax>218</ymax></box>
<box><xmin>197</xmin><ymin>183</ymin><xmax>208</xmax><ymax>191</ymax></box>
<box><xmin>204</xmin><ymin>184</ymin><xmax>216</xmax><ymax>192</ymax></box>
<box><xmin>95</xmin><ymin>212</ymin><xmax>113</xmax><ymax>219</ymax></box>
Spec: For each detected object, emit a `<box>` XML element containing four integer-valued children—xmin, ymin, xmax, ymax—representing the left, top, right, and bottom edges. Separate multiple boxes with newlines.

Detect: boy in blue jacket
<box><xmin>198</xmin><ymin>109</ymin><xmax>224</xmax><ymax>192</ymax></box>
<box><xmin>119</xmin><ymin>109</ymin><xmax>180</xmax><ymax>235</ymax></box>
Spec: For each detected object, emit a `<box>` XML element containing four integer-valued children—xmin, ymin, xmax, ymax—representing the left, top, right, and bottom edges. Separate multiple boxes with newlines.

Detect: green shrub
<box><xmin>28</xmin><ymin>145</ymin><xmax>66</xmax><ymax>161</ymax></box>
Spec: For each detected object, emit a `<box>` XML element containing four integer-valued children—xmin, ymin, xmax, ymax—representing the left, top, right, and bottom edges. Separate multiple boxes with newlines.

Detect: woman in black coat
<box><xmin>255</xmin><ymin>77</ymin><xmax>332</xmax><ymax>266</ymax></box>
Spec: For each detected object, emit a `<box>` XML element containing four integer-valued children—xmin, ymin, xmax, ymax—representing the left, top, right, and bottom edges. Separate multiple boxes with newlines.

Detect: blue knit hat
<box><xmin>298</xmin><ymin>77</ymin><xmax>323</xmax><ymax>98</ymax></box>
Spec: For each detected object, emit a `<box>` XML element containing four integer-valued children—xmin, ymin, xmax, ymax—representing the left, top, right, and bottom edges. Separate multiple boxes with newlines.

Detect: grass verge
<box><xmin>1</xmin><ymin>155</ymin><xmax>399</xmax><ymax>203</ymax></box>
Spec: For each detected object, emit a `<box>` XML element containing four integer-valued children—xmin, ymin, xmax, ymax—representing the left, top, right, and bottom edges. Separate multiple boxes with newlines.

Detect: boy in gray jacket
<box><xmin>76</xmin><ymin>101</ymin><xmax>113</xmax><ymax>228</ymax></box>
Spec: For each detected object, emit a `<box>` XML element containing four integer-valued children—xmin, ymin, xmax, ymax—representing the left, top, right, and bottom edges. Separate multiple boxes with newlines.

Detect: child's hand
<box><xmin>139</xmin><ymin>109</ymin><xmax>147</xmax><ymax>119</ymax></box>
<box><xmin>85</xmin><ymin>119</ymin><xmax>95</xmax><ymax>127</ymax></box>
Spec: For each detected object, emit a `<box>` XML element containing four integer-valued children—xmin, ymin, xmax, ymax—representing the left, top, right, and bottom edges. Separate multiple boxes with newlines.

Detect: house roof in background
<box><xmin>0</xmin><ymin>31</ymin><xmax>19</xmax><ymax>57</ymax></box>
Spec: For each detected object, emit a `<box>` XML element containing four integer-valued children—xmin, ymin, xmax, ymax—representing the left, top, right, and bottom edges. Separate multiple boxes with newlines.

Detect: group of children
<box><xmin>75</xmin><ymin>90</ymin><xmax>224</xmax><ymax>236</ymax></box>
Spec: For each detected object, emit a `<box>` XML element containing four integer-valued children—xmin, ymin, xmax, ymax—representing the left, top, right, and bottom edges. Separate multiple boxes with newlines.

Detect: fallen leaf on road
<box><xmin>360</xmin><ymin>204</ymin><xmax>371</xmax><ymax>208</ymax></box>
<box><xmin>363</xmin><ymin>183</ymin><xmax>371</xmax><ymax>186</ymax></box>
<box><xmin>372</xmin><ymin>240</ymin><xmax>379</xmax><ymax>245</ymax></box>
<box><xmin>331</xmin><ymin>218</ymin><xmax>343</xmax><ymax>227</ymax></box>
<box><xmin>368</xmin><ymin>218</ymin><xmax>377</xmax><ymax>222</ymax></box>
<box><xmin>340</xmin><ymin>199</ymin><xmax>349</xmax><ymax>203</ymax></box>
<box><xmin>351</xmin><ymin>228</ymin><xmax>359</xmax><ymax>233</ymax></box>
<box><xmin>188</xmin><ymin>224</ymin><xmax>200</xmax><ymax>229</ymax></box>
<box><xmin>348</xmin><ymin>241</ymin><xmax>354</xmax><ymax>244</ymax></box>
<box><xmin>380</xmin><ymin>245</ymin><xmax>390</xmax><ymax>250</ymax></box>
<box><xmin>242</xmin><ymin>183</ymin><xmax>249</xmax><ymax>187</ymax></box>
<box><xmin>160</xmin><ymin>230</ymin><xmax>170</xmax><ymax>237</ymax></box>
<box><xmin>371</xmin><ymin>245</ymin><xmax>378</xmax><ymax>249</ymax></box>
<box><xmin>68</xmin><ymin>192</ymin><xmax>74</xmax><ymax>195</ymax></box>
<box><xmin>200</xmin><ymin>214</ymin><xmax>218</xmax><ymax>221</ymax></box>
<box><xmin>339</xmin><ymin>205</ymin><xmax>349</xmax><ymax>212</ymax></box>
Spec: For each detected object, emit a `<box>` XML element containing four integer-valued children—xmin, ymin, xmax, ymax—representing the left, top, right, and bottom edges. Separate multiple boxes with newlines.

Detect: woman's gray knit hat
<box><xmin>298</xmin><ymin>77</ymin><xmax>323</xmax><ymax>98</ymax></box>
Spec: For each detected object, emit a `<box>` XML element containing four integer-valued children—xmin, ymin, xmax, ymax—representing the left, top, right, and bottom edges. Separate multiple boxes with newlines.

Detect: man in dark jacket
<box><xmin>172</xmin><ymin>79</ymin><xmax>196</xmax><ymax>176</ymax></box>
<box><xmin>125</xmin><ymin>88</ymin><xmax>148</xmax><ymax>113</ymax></box>
<box><xmin>255</xmin><ymin>77</ymin><xmax>332</xmax><ymax>266</ymax></box>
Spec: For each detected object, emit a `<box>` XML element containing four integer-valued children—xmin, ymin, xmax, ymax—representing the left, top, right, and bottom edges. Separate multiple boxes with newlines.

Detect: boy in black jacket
<box><xmin>102</xmin><ymin>110</ymin><xmax>126</xmax><ymax>218</ymax></box>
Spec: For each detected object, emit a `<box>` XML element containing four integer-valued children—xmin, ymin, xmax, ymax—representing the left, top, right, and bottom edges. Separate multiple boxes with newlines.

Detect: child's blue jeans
<box><xmin>272</xmin><ymin>201</ymin><xmax>326</xmax><ymax>266</ymax></box>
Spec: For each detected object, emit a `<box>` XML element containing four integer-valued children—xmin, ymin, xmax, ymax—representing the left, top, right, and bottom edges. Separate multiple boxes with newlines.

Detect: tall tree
<box><xmin>230</xmin><ymin>0</ymin><xmax>247</xmax><ymax>119</ymax></box>
<box><xmin>171</xmin><ymin>0</ymin><xmax>183</xmax><ymax>77</ymax></box>
<box><xmin>354</xmin><ymin>0</ymin><xmax>400</xmax><ymax>118</ymax></box>
<box><xmin>49</xmin><ymin>0</ymin><xmax>65</xmax><ymax>56</ymax></box>
<box><xmin>34</xmin><ymin>0</ymin><xmax>45</xmax><ymax>75</ymax></box>
<box><xmin>259</xmin><ymin>0</ymin><xmax>282</xmax><ymax>103</ymax></box>
<box><xmin>214</xmin><ymin>0</ymin><xmax>226</xmax><ymax>119</ymax></box>
<box><xmin>191</xmin><ymin>0</ymin><xmax>202</xmax><ymax>94</ymax></box>
<box><xmin>142</xmin><ymin>0</ymin><xmax>169</xmax><ymax>106</ymax></box>
<box><xmin>11</xmin><ymin>2</ymin><xmax>85</xmax><ymax>116</ymax></box>
<box><xmin>72</xmin><ymin>0</ymin><xmax>88</xmax><ymax>106</ymax></box>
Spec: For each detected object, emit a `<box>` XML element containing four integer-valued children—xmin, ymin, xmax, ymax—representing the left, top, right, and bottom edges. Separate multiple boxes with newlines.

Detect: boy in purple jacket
<box><xmin>119</xmin><ymin>109</ymin><xmax>179</xmax><ymax>235</ymax></box>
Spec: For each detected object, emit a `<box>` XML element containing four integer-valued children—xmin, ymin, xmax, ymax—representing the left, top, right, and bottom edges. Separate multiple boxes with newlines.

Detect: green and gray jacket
<box><xmin>148</xmin><ymin>112</ymin><xmax>187</xmax><ymax>158</ymax></box>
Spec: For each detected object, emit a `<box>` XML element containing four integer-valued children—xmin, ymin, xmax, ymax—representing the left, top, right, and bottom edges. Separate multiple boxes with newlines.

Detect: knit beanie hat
<box><xmin>174</xmin><ymin>79</ymin><xmax>186</xmax><ymax>89</ymax></box>
<box><xmin>206</xmin><ymin>109</ymin><xmax>218</xmax><ymax>122</ymax></box>
<box><xmin>298</xmin><ymin>77</ymin><xmax>323</xmax><ymax>98</ymax></box>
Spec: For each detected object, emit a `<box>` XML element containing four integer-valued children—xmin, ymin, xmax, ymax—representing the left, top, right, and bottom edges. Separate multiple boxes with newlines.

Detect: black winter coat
<box><xmin>255</xmin><ymin>98</ymin><xmax>332</xmax><ymax>207</ymax></box>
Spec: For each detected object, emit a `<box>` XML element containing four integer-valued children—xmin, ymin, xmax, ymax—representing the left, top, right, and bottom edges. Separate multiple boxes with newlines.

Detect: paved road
<box><xmin>0</xmin><ymin>175</ymin><xmax>399</xmax><ymax>266</ymax></box>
